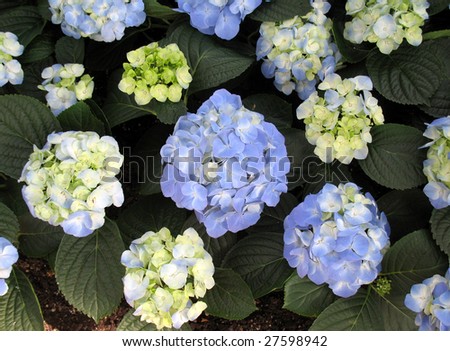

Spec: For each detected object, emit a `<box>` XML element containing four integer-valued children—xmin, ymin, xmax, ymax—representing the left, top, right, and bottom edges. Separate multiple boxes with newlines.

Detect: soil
<box><xmin>18</xmin><ymin>258</ymin><xmax>314</xmax><ymax>331</ymax></box>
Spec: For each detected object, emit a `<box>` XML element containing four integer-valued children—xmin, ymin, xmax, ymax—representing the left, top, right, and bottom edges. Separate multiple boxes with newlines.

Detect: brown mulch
<box><xmin>17</xmin><ymin>258</ymin><xmax>313</xmax><ymax>331</ymax></box>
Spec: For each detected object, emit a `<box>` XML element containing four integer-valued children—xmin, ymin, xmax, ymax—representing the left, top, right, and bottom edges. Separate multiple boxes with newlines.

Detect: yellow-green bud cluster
<box><xmin>119</xmin><ymin>43</ymin><xmax>192</xmax><ymax>105</ymax></box>
<box><xmin>121</xmin><ymin>227</ymin><xmax>215</xmax><ymax>329</ymax></box>
<box><xmin>343</xmin><ymin>0</ymin><xmax>429</xmax><ymax>54</ymax></box>
<box><xmin>296</xmin><ymin>73</ymin><xmax>384</xmax><ymax>164</ymax></box>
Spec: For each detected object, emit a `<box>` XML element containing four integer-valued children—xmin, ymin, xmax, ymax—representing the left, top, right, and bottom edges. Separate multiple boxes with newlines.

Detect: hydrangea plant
<box><xmin>343</xmin><ymin>0</ymin><xmax>430</xmax><ymax>54</ymax></box>
<box><xmin>296</xmin><ymin>73</ymin><xmax>384</xmax><ymax>164</ymax></box>
<box><xmin>48</xmin><ymin>0</ymin><xmax>146</xmax><ymax>42</ymax></box>
<box><xmin>119</xmin><ymin>42</ymin><xmax>192</xmax><ymax>105</ymax></box>
<box><xmin>405</xmin><ymin>268</ymin><xmax>450</xmax><ymax>331</ymax></box>
<box><xmin>256</xmin><ymin>0</ymin><xmax>341</xmax><ymax>99</ymax></box>
<box><xmin>160</xmin><ymin>88</ymin><xmax>290</xmax><ymax>238</ymax></box>
<box><xmin>422</xmin><ymin>116</ymin><xmax>450</xmax><ymax>209</ymax></box>
<box><xmin>284</xmin><ymin>182</ymin><xmax>390</xmax><ymax>298</ymax></box>
<box><xmin>176</xmin><ymin>0</ymin><xmax>262</xmax><ymax>40</ymax></box>
<box><xmin>19</xmin><ymin>131</ymin><xmax>124</xmax><ymax>237</ymax></box>
<box><xmin>39</xmin><ymin>63</ymin><xmax>94</xmax><ymax>115</ymax></box>
<box><xmin>0</xmin><ymin>31</ymin><xmax>24</xmax><ymax>87</ymax></box>
<box><xmin>0</xmin><ymin>238</ymin><xmax>19</xmax><ymax>297</ymax></box>
<box><xmin>121</xmin><ymin>227</ymin><xmax>215</xmax><ymax>329</ymax></box>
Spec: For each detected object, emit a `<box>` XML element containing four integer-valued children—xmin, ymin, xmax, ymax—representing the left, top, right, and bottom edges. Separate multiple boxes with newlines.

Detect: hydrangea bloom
<box><xmin>343</xmin><ymin>0</ymin><xmax>430</xmax><ymax>54</ymax></box>
<box><xmin>160</xmin><ymin>89</ymin><xmax>290</xmax><ymax>238</ymax></box>
<box><xmin>296</xmin><ymin>73</ymin><xmax>384</xmax><ymax>164</ymax></box>
<box><xmin>38</xmin><ymin>63</ymin><xmax>94</xmax><ymax>116</ymax></box>
<box><xmin>0</xmin><ymin>237</ymin><xmax>19</xmax><ymax>297</ymax></box>
<box><xmin>19</xmin><ymin>131</ymin><xmax>124</xmax><ymax>237</ymax></box>
<box><xmin>405</xmin><ymin>268</ymin><xmax>450</xmax><ymax>331</ymax></box>
<box><xmin>121</xmin><ymin>227</ymin><xmax>215</xmax><ymax>329</ymax></box>
<box><xmin>48</xmin><ymin>0</ymin><xmax>146</xmax><ymax>42</ymax></box>
<box><xmin>119</xmin><ymin>42</ymin><xmax>192</xmax><ymax>105</ymax></box>
<box><xmin>176</xmin><ymin>0</ymin><xmax>262</xmax><ymax>40</ymax></box>
<box><xmin>256</xmin><ymin>0</ymin><xmax>341</xmax><ymax>100</ymax></box>
<box><xmin>422</xmin><ymin>116</ymin><xmax>450</xmax><ymax>209</ymax></box>
<box><xmin>0</xmin><ymin>31</ymin><xmax>24</xmax><ymax>87</ymax></box>
<box><xmin>284</xmin><ymin>182</ymin><xmax>390</xmax><ymax>298</ymax></box>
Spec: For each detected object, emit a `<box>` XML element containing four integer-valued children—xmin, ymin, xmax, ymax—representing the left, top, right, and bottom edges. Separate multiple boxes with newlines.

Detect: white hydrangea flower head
<box><xmin>39</xmin><ymin>63</ymin><xmax>94</xmax><ymax>115</ymax></box>
<box><xmin>422</xmin><ymin>116</ymin><xmax>450</xmax><ymax>209</ymax></box>
<box><xmin>19</xmin><ymin>131</ymin><xmax>124</xmax><ymax>237</ymax></box>
<box><xmin>296</xmin><ymin>73</ymin><xmax>384</xmax><ymax>164</ymax></box>
<box><xmin>256</xmin><ymin>0</ymin><xmax>341</xmax><ymax>100</ymax></box>
<box><xmin>49</xmin><ymin>0</ymin><xmax>146</xmax><ymax>42</ymax></box>
<box><xmin>0</xmin><ymin>237</ymin><xmax>19</xmax><ymax>297</ymax></box>
<box><xmin>343</xmin><ymin>0</ymin><xmax>430</xmax><ymax>54</ymax></box>
<box><xmin>0</xmin><ymin>32</ymin><xmax>24</xmax><ymax>87</ymax></box>
<box><xmin>121</xmin><ymin>227</ymin><xmax>215</xmax><ymax>330</ymax></box>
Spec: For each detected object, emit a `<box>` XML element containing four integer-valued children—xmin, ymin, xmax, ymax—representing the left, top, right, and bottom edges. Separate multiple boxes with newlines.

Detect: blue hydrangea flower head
<box><xmin>49</xmin><ymin>0</ymin><xmax>146</xmax><ymax>42</ymax></box>
<box><xmin>160</xmin><ymin>88</ymin><xmax>290</xmax><ymax>238</ymax></box>
<box><xmin>0</xmin><ymin>237</ymin><xmax>19</xmax><ymax>296</ymax></box>
<box><xmin>344</xmin><ymin>0</ymin><xmax>430</xmax><ymax>54</ymax></box>
<box><xmin>121</xmin><ymin>227</ymin><xmax>215</xmax><ymax>329</ymax></box>
<box><xmin>0</xmin><ymin>31</ymin><xmax>24</xmax><ymax>87</ymax></box>
<box><xmin>284</xmin><ymin>182</ymin><xmax>390</xmax><ymax>297</ymax></box>
<box><xmin>405</xmin><ymin>268</ymin><xmax>450</xmax><ymax>331</ymax></box>
<box><xmin>176</xmin><ymin>0</ymin><xmax>262</xmax><ymax>40</ymax></box>
<box><xmin>19</xmin><ymin>131</ymin><xmax>124</xmax><ymax>237</ymax></box>
<box><xmin>256</xmin><ymin>0</ymin><xmax>341</xmax><ymax>100</ymax></box>
<box><xmin>422</xmin><ymin>116</ymin><xmax>450</xmax><ymax>209</ymax></box>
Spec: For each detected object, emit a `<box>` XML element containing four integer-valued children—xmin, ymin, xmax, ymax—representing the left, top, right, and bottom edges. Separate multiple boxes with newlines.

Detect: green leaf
<box><xmin>0</xmin><ymin>267</ymin><xmax>44</xmax><ymax>331</ymax></box>
<box><xmin>203</xmin><ymin>268</ymin><xmax>256</xmax><ymax>320</ymax></box>
<box><xmin>248</xmin><ymin>193</ymin><xmax>298</xmax><ymax>233</ymax></box>
<box><xmin>18</xmin><ymin>213</ymin><xmax>64</xmax><ymax>258</ymax></box>
<box><xmin>143</xmin><ymin>0</ymin><xmax>179</xmax><ymax>19</ymax></box>
<box><xmin>431</xmin><ymin>207</ymin><xmax>450</xmax><ymax>257</ymax></box>
<box><xmin>0</xmin><ymin>178</ymin><xmax>28</xmax><ymax>216</ymax></box>
<box><xmin>0</xmin><ymin>6</ymin><xmax>46</xmax><ymax>46</ymax></box>
<box><xmin>15</xmin><ymin>57</ymin><xmax>54</xmax><ymax>102</ymax></box>
<box><xmin>423</xmin><ymin>29</ymin><xmax>450</xmax><ymax>41</ymax></box>
<box><xmin>166</xmin><ymin>22</ymin><xmax>254</xmax><ymax>95</ymax></box>
<box><xmin>310</xmin><ymin>289</ymin><xmax>384</xmax><ymax>331</ymax></box>
<box><xmin>428</xmin><ymin>0</ymin><xmax>450</xmax><ymax>15</ymax></box>
<box><xmin>134</xmin><ymin>124</ymin><xmax>173</xmax><ymax>196</ymax></box>
<box><xmin>55</xmin><ymin>37</ymin><xmax>85</xmax><ymax>64</ymax></box>
<box><xmin>222</xmin><ymin>231</ymin><xmax>292</xmax><ymax>298</ymax></box>
<box><xmin>103</xmin><ymin>70</ymin><xmax>187</xmax><ymax>127</ymax></box>
<box><xmin>419</xmin><ymin>79</ymin><xmax>450</xmax><ymax>117</ymax></box>
<box><xmin>0</xmin><ymin>94</ymin><xmax>61</xmax><ymax>179</ymax></box>
<box><xmin>358</xmin><ymin>124</ymin><xmax>427</xmax><ymax>190</ymax></box>
<box><xmin>117</xmin><ymin>195</ymin><xmax>187</xmax><ymax>246</ymax></box>
<box><xmin>0</xmin><ymin>0</ymin><xmax>28</xmax><ymax>11</ymax></box>
<box><xmin>55</xmin><ymin>219</ymin><xmax>125</xmax><ymax>322</ymax></box>
<box><xmin>0</xmin><ymin>202</ymin><xmax>19</xmax><ymax>244</ymax></box>
<box><xmin>249</xmin><ymin>0</ymin><xmax>311</xmax><ymax>22</ymax></box>
<box><xmin>117</xmin><ymin>310</ymin><xmax>192</xmax><ymax>331</ymax></box>
<box><xmin>419</xmin><ymin>39</ymin><xmax>450</xmax><ymax>79</ymax></box>
<box><xmin>181</xmin><ymin>214</ymin><xmax>237</xmax><ymax>265</ymax></box>
<box><xmin>377</xmin><ymin>189</ymin><xmax>433</xmax><ymax>242</ymax></box>
<box><xmin>366</xmin><ymin>45</ymin><xmax>443</xmax><ymax>105</ymax></box>
<box><xmin>332</xmin><ymin>18</ymin><xmax>371</xmax><ymax>63</ymax></box>
<box><xmin>57</xmin><ymin>102</ymin><xmax>106</xmax><ymax>135</ymax></box>
<box><xmin>283</xmin><ymin>274</ymin><xmax>335</xmax><ymax>317</ymax></box>
<box><xmin>243</xmin><ymin>94</ymin><xmax>293</xmax><ymax>130</ymax></box>
<box><xmin>20</xmin><ymin>35</ymin><xmax>54</xmax><ymax>64</ymax></box>
<box><xmin>378</xmin><ymin>229</ymin><xmax>448</xmax><ymax>330</ymax></box>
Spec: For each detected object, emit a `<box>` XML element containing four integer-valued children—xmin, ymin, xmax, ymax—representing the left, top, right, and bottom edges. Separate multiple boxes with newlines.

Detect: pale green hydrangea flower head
<box><xmin>121</xmin><ymin>227</ymin><xmax>215</xmax><ymax>330</ymax></box>
<box><xmin>119</xmin><ymin>42</ymin><xmax>193</xmax><ymax>105</ymax></box>
<box><xmin>39</xmin><ymin>63</ymin><xmax>94</xmax><ymax>115</ymax></box>
<box><xmin>343</xmin><ymin>0</ymin><xmax>429</xmax><ymax>54</ymax></box>
<box><xmin>297</xmin><ymin>73</ymin><xmax>384</xmax><ymax>164</ymax></box>
<box><xmin>19</xmin><ymin>131</ymin><xmax>124</xmax><ymax>237</ymax></box>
